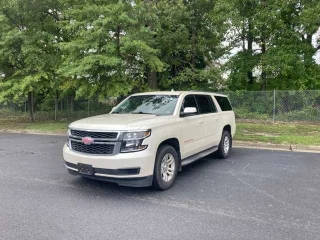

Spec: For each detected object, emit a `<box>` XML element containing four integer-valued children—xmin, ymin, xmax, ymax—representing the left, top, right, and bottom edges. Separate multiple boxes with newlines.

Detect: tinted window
<box><xmin>195</xmin><ymin>95</ymin><xmax>216</xmax><ymax>114</ymax></box>
<box><xmin>181</xmin><ymin>95</ymin><xmax>198</xmax><ymax>113</ymax></box>
<box><xmin>215</xmin><ymin>96</ymin><xmax>232</xmax><ymax>111</ymax></box>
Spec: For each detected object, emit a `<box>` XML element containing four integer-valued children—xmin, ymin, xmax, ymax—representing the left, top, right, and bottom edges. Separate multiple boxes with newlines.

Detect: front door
<box><xmin>178</xmin><ymin>95</ymin><xmax>205</xmax><ymax>158</ymax></box>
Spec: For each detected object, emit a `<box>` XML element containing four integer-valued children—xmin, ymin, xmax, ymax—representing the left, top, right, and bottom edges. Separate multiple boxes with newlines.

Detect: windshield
<box><xmin>112</xmin><ymin>95</ymin><xmax>179</xmax><ymax>116</ymax></box>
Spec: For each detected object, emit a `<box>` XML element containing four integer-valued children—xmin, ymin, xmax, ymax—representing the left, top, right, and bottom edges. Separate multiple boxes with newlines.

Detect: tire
<box><xmin>217</xmin><ymin>130</ymin><xmax>232</xmax><ymax>159</ymax></box>
<box><xmin>153</xmin><ymin>145</ymin><xmax>179</xmax><ymax>190</ymax></box>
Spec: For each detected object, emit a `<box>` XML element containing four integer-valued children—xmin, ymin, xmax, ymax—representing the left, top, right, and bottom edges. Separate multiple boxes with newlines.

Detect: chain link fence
<box><xmin>0</xmin><ymin>98</ymin><xmax>116</xmax><ymax>122</ymax></box>
<box><xmin>0</xmin><ymin>90</ymin><xmax>320</xmax><ymax>123</ymax></box>
<box><xmin>226</xmin><ymin>90</ymin><xmax>320</xmax><ymax>122</ymax></box>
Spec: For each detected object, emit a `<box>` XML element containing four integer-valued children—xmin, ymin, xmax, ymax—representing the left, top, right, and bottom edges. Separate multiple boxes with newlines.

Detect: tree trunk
<box><xmin>247</xmin><ymin>19</ymin><xmax>254</xmax><ymax>86</ymax></box>
<box><xmin>148</xmin><ymin>71</ymin><xmax>158</xmax><ymax>89</ymax></box>
<box><xmin>116</xmin><ymin>25</ymin><xmax>121</xmax><ymax>57</ymax></box>
<box><xmin>191</xmin><ymin>31</ymin><xmax>196</xmax><ymax>68</ymax></box>
<box><xmin>241</xmin><ymin>21</ymin><xmax>246</xmax><ymax>51</ymax></box>
<box><xmin>60</xmin><ymin>99</ymin><xmax>63</xmax><ymax>111</ymax></box>
<box><xmin>260</xmin><ymin>0</ymin><xmax>267</xmax><ymax>90</ymax></box>
<box><xmin>261</xmin><ymin>40</ymin><xmax>267</xmax><ymax>90</ymax></box>
<box><xmin>28</xmin><ymin>91</ymin><xmax>35</xmax><ymax>122</ymax></box>
<box><xmin>304</xmin><ymin>34</ymin><xmax>314</xmax><ymax>66</ymax></box>
<box><xmin>70</xmin><ymin>94</ymin><xmax>74</xmax><ymax>113</ymax></box>
<box><xmin>54</xmin><ymin>91</ymin><xmax>58</xmax><ymax>121</ymax></box>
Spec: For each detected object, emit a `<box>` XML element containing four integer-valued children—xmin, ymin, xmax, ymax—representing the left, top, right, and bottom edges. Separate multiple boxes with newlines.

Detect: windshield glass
<box><xmin>112</xmin><ymin>95</ymin><xmax>179</xmax><ymax>116</ymax></box>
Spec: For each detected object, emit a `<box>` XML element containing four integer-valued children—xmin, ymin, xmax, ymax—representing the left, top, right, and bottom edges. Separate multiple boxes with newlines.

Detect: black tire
<box><xmin>153</xmin><ymin>145</ymin><xmax>179</xmax><ymax>190</ymax></box>
<box><xmin>217</xmin><ymin>130</ymin><xmax>232</xmax><ymax>159</ymax></box>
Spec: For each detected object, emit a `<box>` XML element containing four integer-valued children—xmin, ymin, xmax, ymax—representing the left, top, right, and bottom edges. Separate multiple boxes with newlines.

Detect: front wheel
<box><xmin>217</xmin><ymin>130</ymin><xmax>232</xmax><ymax>159</ymax></box>
<box><xmin>153</xmin><ymin>145</ymin><xmax>179</xmax><ymax>190</ymax></box>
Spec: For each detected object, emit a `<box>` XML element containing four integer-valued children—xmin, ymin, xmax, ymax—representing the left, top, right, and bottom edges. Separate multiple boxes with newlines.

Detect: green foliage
<box><xmin>225</xmin><ymin>0</ymin><xmax>320</xmax><ymax>90</ymax></box>
<box><xmin>0</xmin><ymin>0</ymin><xmax>319</xmax><ymax>121</ymax></box>
<box><xmin>167</xmin><ymin>68</ymin><xmax>224</xmax><ymax>91</ymax></box>
<box><xmin>58</xmin><ymin>0</ymin><xmax>165</xmax><ymax>98</ymax></box>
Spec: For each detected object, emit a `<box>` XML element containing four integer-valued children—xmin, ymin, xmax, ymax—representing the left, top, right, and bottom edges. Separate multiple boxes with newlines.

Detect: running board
<box><xmin>181</xmin><ymin>146</ymin><xmax>218</xmax><ymax>167</ymax></box>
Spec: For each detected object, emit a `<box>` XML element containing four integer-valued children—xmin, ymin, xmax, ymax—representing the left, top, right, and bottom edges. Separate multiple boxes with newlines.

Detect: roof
<box><xmin>132</xmin><ymin>91</ymin><xmax>227</xmax><ymax>97</ymax></box>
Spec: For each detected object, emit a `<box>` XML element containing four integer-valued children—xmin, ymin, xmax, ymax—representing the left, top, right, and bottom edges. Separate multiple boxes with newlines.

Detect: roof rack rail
<box><xmin>189</xmin><ymin>90</ymin><xmax>210</xmax><ymax>92</ymax></box>
<box><xmin>187</xmin><ymin>90</ymin><xmax>227</xmax><ymax>96</ymax></box>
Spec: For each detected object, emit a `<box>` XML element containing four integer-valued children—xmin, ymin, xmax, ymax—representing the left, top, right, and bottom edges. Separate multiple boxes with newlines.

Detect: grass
<box><xmin>24</xmin><ymin>122</ymin><xmax>68</xmax><ymax>133</ymax></box>
<box><xmin>235</xmin><ymin>121</ymin><xmax>320</xmax><ymax>146</ymax></box>
<box><xmin>0</xmin><ymin>117</ymin><xmax>68</xmax><ymax>134</ymax></box>
<box><xmin>1</xmin><ymin>116</ymin><xmax>320</xmax><ymax>146</ymax></box>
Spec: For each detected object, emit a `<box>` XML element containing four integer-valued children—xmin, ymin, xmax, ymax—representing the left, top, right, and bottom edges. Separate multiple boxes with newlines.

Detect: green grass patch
<box><xmin>24</xmin><ymin>122</ymin><xmax>68</xmax><ymax>133</ymax></box>
<box><xmin>235</xmin><ymin>121</ymin><xmax>320</xmax><ymax>146</ymax></box>
<box><xmin>0</xmin><ymin>118</ymin><xmax>68</xmax><ymax>134</ymax></box>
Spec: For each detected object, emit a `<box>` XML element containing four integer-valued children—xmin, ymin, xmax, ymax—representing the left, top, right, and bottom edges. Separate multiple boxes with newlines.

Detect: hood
<box><xmin>69</xmin><ymin>114</ymin><xmax>173</xmax><ymax>131</ymax></box>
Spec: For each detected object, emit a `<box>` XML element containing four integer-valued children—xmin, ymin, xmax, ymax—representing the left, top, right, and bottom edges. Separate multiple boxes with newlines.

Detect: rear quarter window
<box><xmin>214</xmin><ymin>96</ymin><xmax>232</xmax><ymax>111</ymax></box>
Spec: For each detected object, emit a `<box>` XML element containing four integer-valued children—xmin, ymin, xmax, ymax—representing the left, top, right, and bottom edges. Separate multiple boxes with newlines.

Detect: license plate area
<box><xmin>78</xmin><ymin>163</ymin><xmax>94</xmax><ymax>175</ymax></box>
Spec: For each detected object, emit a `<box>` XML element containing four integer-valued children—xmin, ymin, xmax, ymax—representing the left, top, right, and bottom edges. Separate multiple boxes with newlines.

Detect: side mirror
<box><xmin>181</xmin><ymin>107</ymin><xmax>197</xmax><ymax>116</ymax></box>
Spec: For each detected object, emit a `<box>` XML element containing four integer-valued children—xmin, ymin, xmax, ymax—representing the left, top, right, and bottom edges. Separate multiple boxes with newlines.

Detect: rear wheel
<box><xmin>217</xmin><ymin>130</ymin><xmax>232</xmax><ymax>159</ymax></box>
<box><xmin>153</xmin><ymin>145</ymin><xmax>179</xmax><ymax>190</ymax></box>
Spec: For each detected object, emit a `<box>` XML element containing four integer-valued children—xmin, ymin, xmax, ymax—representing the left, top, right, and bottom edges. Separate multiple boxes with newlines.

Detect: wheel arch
<box><xmin>223</xmin><ymin>124</ymin><xmax>231</xmax><ymax>134</ymax></box>
<box><xmin>157</xmin><ymin>138</ymin><xmax>182</xmax><ymax>170</ymax></box>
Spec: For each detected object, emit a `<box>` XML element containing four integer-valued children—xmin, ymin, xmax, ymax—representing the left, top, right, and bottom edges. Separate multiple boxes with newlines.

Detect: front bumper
<box><xmin>66</xmin><ymin>167</ymin><xmax>153</xmax><ymax>187</ymax></box>
<box><xmin>63</xmin><ymin>144</ymin><xmax>155</xmax><ymax>187</ymax></box>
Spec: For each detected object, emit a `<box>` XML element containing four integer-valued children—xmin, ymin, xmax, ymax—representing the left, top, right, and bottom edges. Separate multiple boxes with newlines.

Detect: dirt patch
<box><xmin>242</xmin><ymin>130</ymin><xmax>279</xmax><ymax>137</ymax></box>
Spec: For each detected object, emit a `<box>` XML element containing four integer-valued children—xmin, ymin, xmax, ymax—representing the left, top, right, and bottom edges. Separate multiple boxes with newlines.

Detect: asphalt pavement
<box><xmin>0</xmin><ymin>133</ymin><xmax>320</xmax><ymax>240</ymax></box>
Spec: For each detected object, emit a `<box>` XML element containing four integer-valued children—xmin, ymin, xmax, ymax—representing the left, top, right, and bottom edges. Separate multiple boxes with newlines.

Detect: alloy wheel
<box><xmin>160</xmin><ymin>153</ymin><xmax>175</xmax><ymax>182</ymax></box>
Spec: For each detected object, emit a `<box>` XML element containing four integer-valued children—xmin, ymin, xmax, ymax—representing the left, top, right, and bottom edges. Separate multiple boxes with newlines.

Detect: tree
<box><xmin>0</xmin><ymin>0</ymin><xmax>62</xmax><ymax>121</ymax></box>
<box><xmin>58</xmin><ymin>0</ymin><xmax>164</xmax><ymax>99</ymax></box>
<box><xmin>142</xmin><ymin>0</ymin><xmax>227</xmax><ymax>91</ymax></box>
<box><xmin>225</xmin><ymin>0</ymin><xmax>320</xmax><ymax>90</ymax></box>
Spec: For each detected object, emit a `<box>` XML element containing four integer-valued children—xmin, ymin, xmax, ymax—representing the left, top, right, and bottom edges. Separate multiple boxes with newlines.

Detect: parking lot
<box><xmin>0</xmin><ymin>133</ymin><xmax>320</xmax><ymax>240</ymax></box>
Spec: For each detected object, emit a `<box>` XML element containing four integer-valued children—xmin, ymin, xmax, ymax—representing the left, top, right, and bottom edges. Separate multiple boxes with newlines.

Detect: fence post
<box><xmin>87</xmin><ymin>99</ymin><xmax>90</xmax><ymax>116</ymax></box>
<box><xmin>273</xmin><ymin>89</ymin><xmax>276</xmax><ymax>123</ymax></box>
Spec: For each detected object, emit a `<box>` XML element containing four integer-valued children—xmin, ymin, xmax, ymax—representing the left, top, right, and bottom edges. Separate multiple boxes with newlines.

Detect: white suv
<box><xmin>63</xmin><ymin>91</ymin><xmax>236</xmax><ymax>190</ymax></box>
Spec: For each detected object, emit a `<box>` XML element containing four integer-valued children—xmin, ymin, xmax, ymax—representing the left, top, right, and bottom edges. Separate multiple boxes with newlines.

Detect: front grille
<box><xmin>71</xmin><ymin>141</ymin><xmax>115</xmax><ymax>155</ymax></box>
<box><xmin>70</xmin><ymin>130</ymin><xmax>118</xmax><ymax>139</ymax></box>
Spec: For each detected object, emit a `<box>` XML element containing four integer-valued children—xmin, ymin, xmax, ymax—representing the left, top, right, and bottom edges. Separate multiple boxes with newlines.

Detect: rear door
<box><xmin>194</xmin><ymin>94</ymin><xmax>220</xmax><ymax>149</ymax></box>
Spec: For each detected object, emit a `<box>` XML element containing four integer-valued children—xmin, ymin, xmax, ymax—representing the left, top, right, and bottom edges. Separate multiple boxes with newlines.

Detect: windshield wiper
<box><xmin>131</xmin><ymin>111</ymin><xmax>155</xmax><ymax>115</ymax></box>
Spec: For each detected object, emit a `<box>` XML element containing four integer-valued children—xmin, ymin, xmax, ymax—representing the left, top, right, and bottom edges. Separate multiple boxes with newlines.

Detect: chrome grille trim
<box><xmin>69</xmin><ymin>138</ymin><xmax>117</xmax><ymax>145</ymax></box>
<box><xmin>69</xmin><ymin>128</ymin><xmax>120</xmax><ymax>141</ymax></box>
<box><xmin>68</xmin><ymin>128</ymin><xmax>121</xmax><ymax>155</ymax></box>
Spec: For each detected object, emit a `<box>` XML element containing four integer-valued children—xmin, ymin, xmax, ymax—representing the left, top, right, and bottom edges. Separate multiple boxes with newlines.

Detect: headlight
<box><xmin>121</xmin><ymin>130</ymin><xmax>151</xmax><ymax>153</ymax></box>
<box><xmin>66</xmin><ymin>128</ymin><xmax>71</xmax><ymax>148</ymax></box>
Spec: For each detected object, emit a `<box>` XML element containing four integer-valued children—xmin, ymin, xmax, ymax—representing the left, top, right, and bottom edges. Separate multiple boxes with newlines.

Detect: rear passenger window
<box><xmin>195</xmin><ymin>95</ymin><xmax>216</xmax><ymax>114</ymax></box>
<box><xmin>215</xmin><ymin>96</ymin><xmax>232</xmax><ymax>111</ymax></box>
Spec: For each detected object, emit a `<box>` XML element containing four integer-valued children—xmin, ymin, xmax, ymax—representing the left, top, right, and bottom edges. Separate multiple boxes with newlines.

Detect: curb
<box><xmin>234</xmin><ymin>140</ymin><xmax>320</xmax><ymax>154</ymax></box>
<box><xmin>0</xmin><ymin>129</ymin><xmax>66</xmax><ymax>136</ymax></box>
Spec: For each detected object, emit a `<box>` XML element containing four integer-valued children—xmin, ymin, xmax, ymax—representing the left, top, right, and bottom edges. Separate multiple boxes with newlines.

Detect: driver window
<box><xmin>180</xmin><ymin>95</ymin><xmax>198</xmax><ymax>114</ymax></box>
